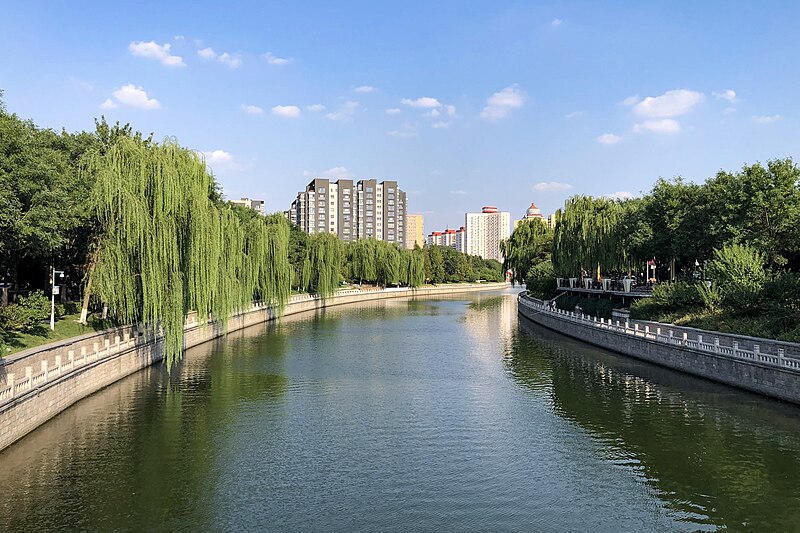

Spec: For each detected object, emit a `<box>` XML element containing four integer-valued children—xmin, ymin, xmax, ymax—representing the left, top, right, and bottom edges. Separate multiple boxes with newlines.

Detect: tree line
<box><xmin>0</xmin><ymin>97</ymin><xmax>503</xmax><ymax>362</ymax></box>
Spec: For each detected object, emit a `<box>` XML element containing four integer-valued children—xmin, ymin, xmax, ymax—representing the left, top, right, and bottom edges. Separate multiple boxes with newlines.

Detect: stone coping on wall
<box><xmin>0</xmin><ymin>283</ymin><xmax>509</xmax><ymax>408</ymax></box>
<box><xmin>518</xmin><ymin>292</ymin><xmax>800</xmax><ymax>374</ymax></box>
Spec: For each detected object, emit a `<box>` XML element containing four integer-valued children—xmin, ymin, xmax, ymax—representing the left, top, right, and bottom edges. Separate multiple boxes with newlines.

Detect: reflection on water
<box><xmin>0</xmin><ymin>289</ymin><xmax>798</xmax><ymax>532</ymax></box>
<box><xmin>509</xmin><ymin>316</ymin><xmax>800</xmax><ymax>531</ymax></box>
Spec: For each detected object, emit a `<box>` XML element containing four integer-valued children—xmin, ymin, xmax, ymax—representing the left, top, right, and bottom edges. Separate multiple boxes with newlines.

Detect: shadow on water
<box><xmin>510</xmin><ymin>314</ymin><xmax>800</xmax><ymax>531</ymax></box>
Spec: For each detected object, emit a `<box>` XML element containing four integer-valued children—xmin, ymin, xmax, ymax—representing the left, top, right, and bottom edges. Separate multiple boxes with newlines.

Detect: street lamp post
<box><xmin>51</xmin><ymin>267</ymin><xmax>64</xmax><ymax>330</ymax></box>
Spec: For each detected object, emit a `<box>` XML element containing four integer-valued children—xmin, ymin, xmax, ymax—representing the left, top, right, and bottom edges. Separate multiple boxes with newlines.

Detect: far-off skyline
<box><xmin>2</xmin><ymin>1</ymin><xmax>798</xmax><ymax>229</ymax></box>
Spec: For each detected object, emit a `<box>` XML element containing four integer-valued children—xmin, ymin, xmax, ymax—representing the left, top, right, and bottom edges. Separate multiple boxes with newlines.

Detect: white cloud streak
<box><xmin>263</xmin><ymin>52</ymin><xmax>291</xmax><ymax>65</ymax></box>
<box><xmin>128</xmin><ymin>41</ymin><xmax>185</xmax><ymax>67</ymax></box>
<box><xmin>272</xmin><ymin>105</ymin><xmax>301</xmax><ymax>118</ymax></box>
<box><xmin>754</xmin><ymin>114</ymin><xmax>781</xmax><ymax>124</ymax></box>
<box><xmin>712</xmin><ymin>89</ymin><xmax>737</xmax><ymax>103</ymax></box>
<box><xmin>633</xmin><ymin>89</ymin><xmax>704</xmax><ymax>118</ymax></box>
<box><xmin>241</xmin><ymin>104</ymin><xmax>263</xmax><ymax>115</ymax></box>
<box><xmin>597</xmin><ymin>133</ymin><xmax>622</xmax><ymax>145</ymax></box>
<box><xmin>326</xmin><ymin>101</ymin><xmax>359</xmax><ymax>122</ymax></box>
<box><xmin>355</xmin><ymin>85</ymin><xmax>376</xmax><ymax>93</ymax></box>
<box><xmin>106</xmin><ymin>84</ymin><xmax>161</xmax><ymax>110</ymax></box>
<box><xmin>480</xmin><ymin>84</ymin><xmax>526</xmax><ymax>121</ymax></box>
<box><xmin>306</xmin><ymin>104</ymin><xmax>326</xmax><ymax>112</ymax></box>
<box><xmin>633</xmin><ymin>118</ymin><xmax>681</xmax><ymax>134</ymax></box>
<box><xmin>401</xmin><ymin>97</ymin><xmax>441</xmax><ymax>108</ymax></box>
<box><xmin>533</xmin><ymin>182</ymin><xmax>573</xmax><ymax>192</ymax></box>
<box><xmin>197</xmin><ymin>47</ymin><xmax>242</xmax><ymax>68</ymax></box>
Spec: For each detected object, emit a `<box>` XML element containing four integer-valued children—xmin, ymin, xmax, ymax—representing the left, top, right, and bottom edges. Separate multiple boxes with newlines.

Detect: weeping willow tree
<box><xmin>552</xmin><ymin>196</ymin><xmax>624</xmax><ymax>279</ymax></box>
<box><xmin>302</xmin><ymin>232</ymin><xmax>344</xmax><ymax>298</ymax></box>
<box><xmin>501</xmin><ymin>218</ymin><xmax>552</xmax><ymax>285</ymax></box>
<box><xmin>408</xmin><ymin>249</ymin><xmax>425</xmax><ymax>287</ymax></box>
<box><xmin>84</xmin><ymin>137</ymin><xmax>291</xmax><ymax>369</ymax></box>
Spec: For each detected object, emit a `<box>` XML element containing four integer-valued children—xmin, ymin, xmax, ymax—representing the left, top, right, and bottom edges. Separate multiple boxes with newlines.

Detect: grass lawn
<box><xmin>1</xmin><ymin>313</ymin><xmax>115</xmax><ymax>357</ymax></box>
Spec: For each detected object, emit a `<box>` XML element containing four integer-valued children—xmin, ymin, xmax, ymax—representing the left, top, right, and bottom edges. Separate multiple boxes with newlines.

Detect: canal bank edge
<box><xmin>0</xmin><ymin>283</ymin><xmax>509</xmax><ymax>452</ymax></box>
<box><xmin>517</xmin><ymin>292</ymin><xmax>800</xmax><ymax>405</ymax></box>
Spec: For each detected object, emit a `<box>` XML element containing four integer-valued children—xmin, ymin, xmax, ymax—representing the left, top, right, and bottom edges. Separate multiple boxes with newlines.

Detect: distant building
<box><xmin>405</xmin><ymin>213</ymin><xmax>424</xmax><ymax>249</ymax></box>
<box><xmin>426</xmin><ymin>226</ymin><xmax>466</xmax><ymax>253</ymax></box>
<box><xmin>514</xmin><ymin>201</ymin><xmax>545</xmax><ymax>230</ymax></box>
<box><xmin>230</xmin><ymin>198</ymin><xmax>265</xmax><ymax>216</ymax></box>
<box><xmin>287</xmin><ymin>178</ymin><xmax>406</xmax><ymax>244</ymax></box>
<box><xmin>465</xmin><ymin>206</ymin><xmax>510</xmax><ymax>262</ymax></box>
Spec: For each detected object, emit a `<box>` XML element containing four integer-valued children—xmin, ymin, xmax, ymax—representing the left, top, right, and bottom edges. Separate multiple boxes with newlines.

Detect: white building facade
<box><xmin>465</xmin><ymin>206</ymin><xmax>511</xmax><ymax>262</ymax></box>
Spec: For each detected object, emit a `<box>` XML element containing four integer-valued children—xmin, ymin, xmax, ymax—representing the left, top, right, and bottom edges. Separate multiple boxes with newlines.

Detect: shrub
<box><xmin>526</xmin><ymin>260</ymin><xmax>556</xmax><ymax>299</ymax></box>
<box><xmin>0</xmin><ymin>290</ymin><xmax>51</xmax><ymax>332</ymax></box>
<box><xmin>707</xmin><ymin>244</ymin><xmax>766</xmax><ymax>312</ymax></box>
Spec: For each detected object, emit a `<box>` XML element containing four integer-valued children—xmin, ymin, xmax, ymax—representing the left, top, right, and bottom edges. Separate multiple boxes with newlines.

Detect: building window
<box><xmin>367</xmin><ymin>187</ymin><xmax>373</xmax><ymax>193</ymax></box>
<box><xmin>318</xmin><ymin>187</ymin><xmax>326</xmax><ymax>193</ymax></box>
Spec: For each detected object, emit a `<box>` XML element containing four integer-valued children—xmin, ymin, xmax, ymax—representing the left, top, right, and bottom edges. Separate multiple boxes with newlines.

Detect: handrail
<box><xmin>518</xmin><ymin>292</ymin><xmax>800</xmax><ymax>373</ymax></box>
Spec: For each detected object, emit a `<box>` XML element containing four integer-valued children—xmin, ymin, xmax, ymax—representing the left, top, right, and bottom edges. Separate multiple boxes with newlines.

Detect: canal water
<box><xmin>1</xmin><ymin>290</ymin><xmax>799</xmax><ymax>531</ymax></box>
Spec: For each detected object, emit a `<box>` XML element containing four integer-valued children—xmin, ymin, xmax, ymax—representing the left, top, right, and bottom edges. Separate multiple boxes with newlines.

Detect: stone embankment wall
<box><xmin>517</xmin><ymin>292</ymin><xmax>800</xmax><ymax>404</ymax></box>
<box><xmin>0</xmin><ymin>283</ymin><xmax>507</xmax><ymax>451</ymax></box>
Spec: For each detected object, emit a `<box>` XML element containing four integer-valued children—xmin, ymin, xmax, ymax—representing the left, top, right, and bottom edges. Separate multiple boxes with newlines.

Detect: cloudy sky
<box><xmin>2</xmin><ymin>1</ymin><xmax>798</xmax><ymax>230</ymax></box>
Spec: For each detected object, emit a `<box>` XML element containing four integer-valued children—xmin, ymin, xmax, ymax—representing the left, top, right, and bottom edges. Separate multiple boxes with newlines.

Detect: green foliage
<box><xmin>502</xmin><ymin>218</ymin><xmax>551</xmax><ymax>285</ymax></box>
<box><xmin>706</xmin><ymin>244</ymin><xmax>766</xmax><ymax>312</ymax></box>
<box><xmin>0</xmin><ymin>290</ymin><xmax>50</xmax><ymax>332</ymax></box>
<box><xmin>302</xmin><ymin>232</ymin><xmax>344</xmax><ymax>298</ymax></box>
<box><xmin>525</xmin><ymin>260</ymin><xmax>556</xmax><ymax>299</ymax></box>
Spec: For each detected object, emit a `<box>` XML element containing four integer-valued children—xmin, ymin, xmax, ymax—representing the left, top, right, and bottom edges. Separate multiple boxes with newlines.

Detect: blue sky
<box><xmin>2</xmin><ymin>1</ymin><xmax>798</xmax><ymax>231</ymax></box>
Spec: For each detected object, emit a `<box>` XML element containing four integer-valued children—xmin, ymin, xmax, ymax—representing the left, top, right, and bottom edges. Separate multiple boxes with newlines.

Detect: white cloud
<box><xmin>197</xmin><ymin>47</ymin><xmax>241</xmax><ymax>68</ymax></box>
<box><xmin>173</xmin><ymin>35</ymin><xmax>184</xmax><ymax>42</ymax></box>
<box><xmin>306</xmin><ymin>104</ymin><xmax>326</xmax><ymax>112</ymax></box>
<box><xmin>620</xmin><ymin>95</ymin><xmax>640</xmax><ymax>106</ymax></box>
<box><xmin>449</xmin><ymin>190</ymin><xmax>467</xmax><ymax>195</ymax></box>
<box><xmin>633</xmin><ymin>118</ymin><xmax>681</xmax><ymax>134</ymax></box>
<box><xmin>326</xmin><ymin>101</ymin><xmax>359</xmax><ymax>122</ymax></box>
<box><xmin>565</xmin><ymin>111</ymin><xmax>583</xmax><ymax>119</ymax></box>
<box><xmin>263</xmin><ymin>52</ymin><xmax>291</xmax><ymax>65</ymax></box>
<box><xmin>355</xmin><ymin>85</ymin><xmax>376</xmax><ymax>93</ymax></box>
<box><xmin>597</xmin><ymin>133</ymin><xmax>622</xmax><ymax>145</ymax></box>
<box><xmin>754</xmin><ymin>114</ymin><xmax>781</xmax><ymax>124</ymax></box>
<box><xmin>388</xmin><ymin>123</ymin><xmax>417</xmax><ymax>137</ymax></box>
<box><xmin>128</xmin><ymin>41</ymin><xmax>185</xmax><ymax>67</ymax></box>
<box><xmin>533</xmin><ymin>182</ymin><xmax>573</xmax><ymax>192</ymax></box>
<box><xmin>431</xmin><ymin>105</ymin><xmax>457</xmax><ymax>128</ymax></box>
<box><xmin>109</xmin><ymin>84</ymin><xmax>161</xmax><ymax>110</ymax></box>
<box><xmin>385</xmin><ymin>108</ymin><xmax>402</xmax><ymax>115</ymax></box>
<box><xmin>218</xmin><ymin>52</ymin><xmax>242</xmax><ymax>68</ymax></box>
<box><xmin>633</xmin><ymin>89</ymin><xmax>704</xmax><ymax>118</ymax></box>
<box><xmin>198</xmin><ymin>47</ymin><xmax>216</xmax><ymax>59</ymax></box>
<box><xmin>603</xmin><ymin>191</ymin><xmax>634</xmax><ymax>200</ymax></box>
<box><xmin>272</xmin><ymin>105</ymin><xmax>301</xmax><ymax>118</ymax></box>
<box><xmin>401</xmin><ymin>97</ymin><xmax>441</xmax><ymax>108</ymax></box>
<box><xmin>723</xmin><ymin>107</ymin><xmax>736</xmax><ymax>115</ymax></box>
<box><xmin>551</xmin><ymin>18</ymin><xmax>563</xmax><ymax>27</ymax></box>
<box><xmin>480</xmin><ymin>84</ymin><xmax>526</xmax><ymax>121</ymax></box>
<box><xmin>424</xmin><ymin>109</ymin><xmax>441</xmax><ymax>119</ymax></box>
<box><xmin>201</xmin><ymin>150</ymin><xmax>233</xmax><ymax>165</ymax></box>
<box><xmin>712</xmin><ymin>89</ymin><xmax>737</xmax><ymax>103</ymax></box>
<box><xmin>322</xmin><ymin>166</ymin><xmax>354</xmax><ymax>179</ymax></box>
<box><xmin>100</xmin><ymin>98</ymin><xmax>117</xmax><ymax>110</ymax></box>
<box><xmin>241</xmin><ymin>104</ymin><xmax>263</xmax><ymax>115</ymax></box>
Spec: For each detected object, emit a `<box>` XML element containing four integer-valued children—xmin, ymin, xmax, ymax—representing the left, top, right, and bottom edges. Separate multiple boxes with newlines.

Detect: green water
<box><xmin>1</xmin><ymin>290</ymin><xmax>798</xmax><ymax>531</ymax></box>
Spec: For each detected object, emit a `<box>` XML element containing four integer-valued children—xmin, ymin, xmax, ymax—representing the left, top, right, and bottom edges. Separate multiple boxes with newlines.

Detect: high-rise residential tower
<box><xmin>405</xmin><ymin>213</ymin><xmax>424</xmax><ymax>249</ymax></box>
<box><xmin>465</xmin><ymin>206</ymin><xmax>511</xmax><ymax>262</ymax></box>
<box><xmin>288</xmin><ymin>178</ymin><xmax>406</xmax><ymax>244</ymax></box>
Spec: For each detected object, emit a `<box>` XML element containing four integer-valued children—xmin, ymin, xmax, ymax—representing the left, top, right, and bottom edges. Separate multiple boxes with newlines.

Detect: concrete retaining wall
<box><xmin>518</xmin><ymin>293</ymin><xmax>800</xmax><ymax>405</ymax></box>
<box><xmin>0</xmin><ymin>283</ymin><xmax>507</xmax><ymax>451</ymax></box>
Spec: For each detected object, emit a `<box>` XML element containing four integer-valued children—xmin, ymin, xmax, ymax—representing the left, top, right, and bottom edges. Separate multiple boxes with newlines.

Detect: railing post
<box><xmin>714</xmin><ymin>338</ymin><xmax>720</xmax><ymax>352</ymax></box>
<box><xmin>41</xmin><ymin>360</ymin><xmax>48</xmax><ymax>380</ymax></box>
<box><xmin>644</xmin><ymin>325</ymin><xmax>650</xmax><ymax>337</ymax></box>
<box><xmin>682</xmin><ymin>333</ymin><xmax>688</xmax><ymax>345</ymax></box>
<box><xmin>698</xmin><ymin>334</ymin><xmax>703</xmax><ymax>345</ymax></box>
<box><xmin>55</xmin><ymin>355</ymin><xmax>62</xmax><ymax>371</ymax></box>
<box><xmin>7</xmin><ymin>373</ymin><xmax>14</xmax><ymax>396</ymax></box>
<box><xmin>733</xmin><ymin>341</ymin><xmax>739</xmax><ymax>356</ymax></box>
<box><xmin>778</xmin><ymin>348</ymin><xmax>785</xmax><ymax>366</ymax></box>
<box><xmin>754</xmin><ymin>345</ymin><xmax>760</xmax><ymax>359</ymax></box>
<box><xmin>656</xmin><ymin>327</ymin><xmax>661</xmax><ymax>336</ymax></box>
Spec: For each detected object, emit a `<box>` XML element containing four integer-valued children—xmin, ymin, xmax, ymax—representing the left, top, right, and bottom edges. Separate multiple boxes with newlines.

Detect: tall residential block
<box><xmin>405</xmin><ymin>214</ymin><xmax>424</xmax><ymax>249</ymax></box>
<box><xmin>465</xmin><ymin>206</ymin><xmax>511</xmax><ymax>262</ymax></box>
<box><xmin>288</xmin><ymin>178</ymin><xmax>406</xmax><ymax>244</ymax></box>
<box><xmin>426</xmin><ymin>226</ymin><xmax>466</xmax><ymax>253</ymax></box>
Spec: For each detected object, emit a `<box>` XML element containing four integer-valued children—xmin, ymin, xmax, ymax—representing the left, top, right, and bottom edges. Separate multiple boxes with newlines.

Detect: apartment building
<box><xmin>230</xmin><ymin>197</ymin><xmax>265</xmax><ymax>216</ymax></box>
<box><xmin>426</xmin><ymin>226</ymin><xmax>466</xmax><ymax>253</ymax></box>
<box><xmin>288</xmin><ymin>178</ymin><xmax>406</xmax><ymax>244</ymax></box>
<box><xmin>405</xmin><ymin>214</ymin><xmax>424</xmax><ymax>249</ymax></box>
<box><xmin>465</xmin><ymin>206</ymin><xmax>511</xmax><ymax>262</ymax></box>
